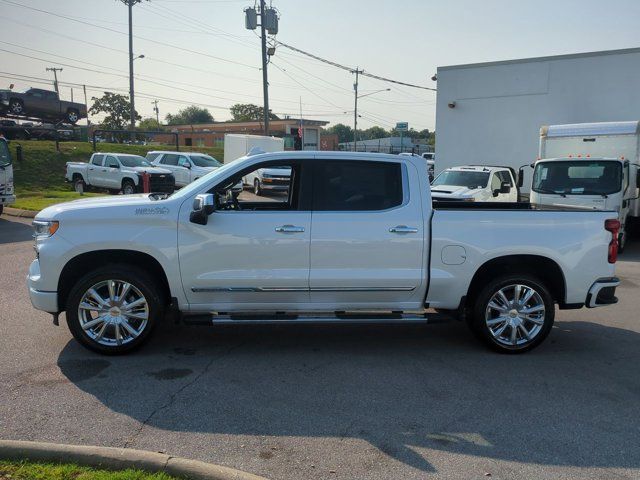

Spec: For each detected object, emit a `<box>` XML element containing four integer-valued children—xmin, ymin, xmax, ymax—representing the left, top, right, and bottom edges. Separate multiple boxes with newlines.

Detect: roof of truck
<box><xmin>445</xmin><ymin>165</ymin><xmax>513</xmax><ymax>174</ymax></box>
<box><xmin>542</xmin><ymin>121</ymin><xmax>640</xmax><ymax>138</ymax></box>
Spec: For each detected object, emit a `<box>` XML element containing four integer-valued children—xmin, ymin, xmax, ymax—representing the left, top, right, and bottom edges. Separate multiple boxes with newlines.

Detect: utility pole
<box><xmin>352</xmin><ymin>67</ymin><xmax>362</xmax><ymax>152</ymax></box>
<box><xmin>128</xmin><ymin>0</ymin><xmax>136</xmax><ymax>141</ymax></box>
<box><xmin>152</xmin><ymin>100</ymin><xmax>159</xmax><ymax>126</ymax></box>
<box><xmin>259</xmin><ymin>0</ymin><xmax>269</xmax><ymax>136</ymax></box>
<box><xmin>46</xmin><ymin>67</ymin><xmax>63</xmax><ymax>93</ymax></box>
<box><xmin>83</xmin><ymin>84</ymin><xmax>90</xmax><ymax>126</ymax></box>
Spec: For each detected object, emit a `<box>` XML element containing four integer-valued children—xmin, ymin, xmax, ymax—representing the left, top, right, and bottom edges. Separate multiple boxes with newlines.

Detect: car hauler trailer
<box><xmin>530</xmin><ymin>121</ymin><xmax>640</xmax><ymax>250</ymax></box>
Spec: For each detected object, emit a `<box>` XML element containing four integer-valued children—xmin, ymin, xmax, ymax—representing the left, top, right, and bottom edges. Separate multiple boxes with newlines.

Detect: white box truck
<box><xmin>223</xmin><ymin>134</ymin><xmax>284</xmax><ymax>163</ymax></box>
<box><xmin>530</xmin><ymin>121</ymin><xmax>640</xmax><ymax>250</ymax></box>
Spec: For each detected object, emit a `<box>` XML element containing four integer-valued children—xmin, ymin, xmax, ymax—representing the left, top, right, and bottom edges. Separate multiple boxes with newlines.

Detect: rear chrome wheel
<box><xmin>470</xmin><ymin>275</ymin><xmax>554</xmax><ymax>353</ymax></box>
<box><xmin>78</xmin><ymin>279</ymin><xmax>149</xmax><ymax>348</ymax></box>
<box><xmin>484</xmin><ymin>284</ymin><xmax>545</xmax><ymax>347</ymax></box>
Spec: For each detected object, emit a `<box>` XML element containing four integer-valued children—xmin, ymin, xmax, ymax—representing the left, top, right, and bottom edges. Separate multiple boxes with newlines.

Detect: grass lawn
<box><xmin>13</xmin><ymin>189</ymin><xmax>107</xmax><ymax>211</ymax></box>
<box><xmin>7</xmin><ymin>140</ymin><xmax>224</xmax><ymax>211</ymax></box>
<box><xmin>0</xmin><ymin>460</ymin><xmax>179</xmax><ymax>480</ymax></box>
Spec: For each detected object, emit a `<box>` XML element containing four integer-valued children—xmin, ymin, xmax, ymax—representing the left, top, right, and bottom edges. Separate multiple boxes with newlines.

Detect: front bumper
<box><xmin>0</xmin><ymin>194</ymin><xmax>16</xmax><ymax>206</ymax></box>
<box><xmin>27</xmin><ymin>260</ymin><xmax>59</xmax><ymax>313</ymax></box>
<box><xmin>586</xmin><ymin>277</ymin><xmax>620</xmax><ymax>308</ymax></box>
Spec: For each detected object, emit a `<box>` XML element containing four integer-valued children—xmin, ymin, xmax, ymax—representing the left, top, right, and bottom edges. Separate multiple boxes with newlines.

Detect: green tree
<box><xmin>362</xmin><ymin>126</ymin><xmax>388</xmax><ymax>140</ymax></box>
<box><xmin>326</xmin><ymin>123</ymin><xmax>354</xmax><ymax>143</ymax></box>
<box><xmin>137</xmin><ymin>117</ymin><xmax>164</xmax><ymax>131</ymax></box>
<box><xmin>89</xmin><ymin>92</ymin><xmax>140</xmax><ymax>130</ymax></box>
<box><xmin>165</xmin><ymin>105</ymin><xmax>214</xmax><ymax>125</ymax></box>
<box><xmin>229</xmin><ymin>103</ymin><xmax>280</xmax><ymax>122</ymax></box>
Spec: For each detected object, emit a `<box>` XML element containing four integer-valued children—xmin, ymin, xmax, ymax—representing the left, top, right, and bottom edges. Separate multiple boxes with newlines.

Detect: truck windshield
<box><xmin>190</xmin><ymin>155</ymin><xmax>222</xmax><ymax>168</ymax></box>
<box><xmin>0</xmin><ymin>140</ymin><xmax>10</xmax><ymax>167</ymax></box>
<box><xmin>532</xmin><ymin>160</ymin><xmax>622</xmax><ymax>196</ymax></box>
<box><xmin>117</xmin><ymin>155</ymin><xmax>151</xmax><ymax>167</ymax></box>
<box><xmin>432</xmin><ymin>171</ymin><xmax>489</xmax><ymax>189</ymax></box>
<box><xmin>0</xmin><ymin>140</ymin><xmax>11</xmax><ymax>167</ymax></box>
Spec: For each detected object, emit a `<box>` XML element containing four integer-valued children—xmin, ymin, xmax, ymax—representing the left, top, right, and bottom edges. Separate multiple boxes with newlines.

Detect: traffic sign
<box><xmin>396</xmin><ymin>122</ymin><xmax>409</xmax><ymax>132</ymax></box>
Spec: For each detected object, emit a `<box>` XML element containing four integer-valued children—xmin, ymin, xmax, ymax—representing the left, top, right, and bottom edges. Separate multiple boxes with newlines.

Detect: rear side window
<box><xmin>312</xmin><ymin>160</ymin><xmax>403</xmax><ymax>211</ymax></box>
<box><xmin>161</xmin><ymin>154</ymin><xmax>179</xmax><ymax>166</ymax></box>
<box><xmin>91</xmin><ymin>154</ymin><xmax>104</xmax><ymax>166</ymax></box>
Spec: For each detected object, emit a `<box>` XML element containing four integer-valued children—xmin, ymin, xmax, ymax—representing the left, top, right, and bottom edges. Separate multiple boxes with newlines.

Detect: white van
<box><xmin>531</xmin><ymin>121</ymin><xmax>640</xmax><ymax>250</ymax></box>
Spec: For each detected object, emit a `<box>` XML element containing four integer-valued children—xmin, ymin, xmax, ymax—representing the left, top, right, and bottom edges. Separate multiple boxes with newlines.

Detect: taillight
<box><xmin>605</xmin><ymin>219</ymin><xmax>620</xmax><ymax>263</ymax></box>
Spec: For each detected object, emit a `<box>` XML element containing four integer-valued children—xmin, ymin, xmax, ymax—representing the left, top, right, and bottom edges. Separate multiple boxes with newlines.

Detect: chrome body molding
<box><xmin>191</xmin><ymin>286</ymin><xmax>416</xmax><ymax>293</ymax></box>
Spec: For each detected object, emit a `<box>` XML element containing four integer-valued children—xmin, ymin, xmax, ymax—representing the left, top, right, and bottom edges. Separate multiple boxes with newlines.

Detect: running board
<box><xmin>181</xmin><ymin>311</ymin><xmax>453</xmax><ymax>326</ymax></box>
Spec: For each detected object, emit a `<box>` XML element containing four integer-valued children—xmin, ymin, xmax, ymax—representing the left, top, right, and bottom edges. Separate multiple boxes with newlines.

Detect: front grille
<box><xmin>148</xmin><ymin>174</ymin><xmax>175</xmax><ymax>193</ymax></box>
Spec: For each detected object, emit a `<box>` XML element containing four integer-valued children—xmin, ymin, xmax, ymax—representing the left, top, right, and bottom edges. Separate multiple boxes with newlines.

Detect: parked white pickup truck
<box><xmin>66</xmin><ymin>153</ymin><xmax>175</xmax><ymax>195</ymax></box>
<box><xmin>431</xmin><ymin>165</ymin><xmax>520</xmax><ymax>202</ymax></box>
<box><xmin>29</xmin><ymin>152</ymin><xmax>621</xmax><ymax>355</ymax></box>
<box><xmin>146</xmin><ymin>151</ymin><xmax>221</xmax><ymax>187</ymax></box>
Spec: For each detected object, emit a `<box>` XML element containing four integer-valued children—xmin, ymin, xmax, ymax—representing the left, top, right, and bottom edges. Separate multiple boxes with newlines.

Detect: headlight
<box><xmin>33</xmin><ymin>220</ymin><xmax>59</xmax><ymax>238</ymax></box>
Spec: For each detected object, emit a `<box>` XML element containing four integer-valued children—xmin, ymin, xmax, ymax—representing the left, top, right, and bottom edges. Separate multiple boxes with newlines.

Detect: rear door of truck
<box><xmin>308</xmin><ymin>157</ymin><xmax>427</xmax><ymax>307</ymax></box>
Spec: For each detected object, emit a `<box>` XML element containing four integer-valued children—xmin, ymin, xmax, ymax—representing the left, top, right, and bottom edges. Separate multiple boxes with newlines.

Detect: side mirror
<box><xmin>500</xmin><ymin>181</ymin><xmax>511</xmax><ymax>194</ymax></box>
<box><xmin>517</xmin><ymin>167</ymin><xmax>524</xmax><ymax>188</ymax></box>
<box><xmin>190</xmin><ymin>193</ymin><xmax>215</xmax><ymax>225</ymax></box>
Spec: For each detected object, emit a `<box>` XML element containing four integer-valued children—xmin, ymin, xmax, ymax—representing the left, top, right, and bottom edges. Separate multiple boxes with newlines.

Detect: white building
<box><xmin>435</xmin><ymin>47</ymin><xmax>640</xmax><ymax>190</ymax></box>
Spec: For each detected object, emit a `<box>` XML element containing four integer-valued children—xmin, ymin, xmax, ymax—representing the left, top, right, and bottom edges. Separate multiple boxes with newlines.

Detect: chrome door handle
<box><xmin>275</xmin><ymin>225</ymin><xmax>305</xmax><ymax>233</ymax></box>
<box><xmin>389</xmin><ymin>225</ymin><xmax>418</xmax><ymax>234</ymax></box>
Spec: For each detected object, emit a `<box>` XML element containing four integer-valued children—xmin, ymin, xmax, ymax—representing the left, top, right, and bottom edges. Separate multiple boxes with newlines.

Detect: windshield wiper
<box><xmin>581</xmin><ymin>191</ymin><xmax>609</xmax><ymax>198</ymax></box>
<box><xmin>535</xmin><ymin>187</ymin><xmax>566</xmax><ymax>197</ymax></box>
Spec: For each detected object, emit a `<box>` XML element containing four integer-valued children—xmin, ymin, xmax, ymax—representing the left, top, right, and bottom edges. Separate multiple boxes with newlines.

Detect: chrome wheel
<box><xmin>10</xmin><ymin>101</ymin><xmax>23</xmax><ymax>114</ymax></box>
<box><xmin>484</xmin><ymin>284</ymin><xmax>545</xmax><ymax>347</ymax></box>
<box><xmin>74</xmin><ymin>179</ymin><xmax>84</xmax><ymax>194</ymax></box>
<box><xmin>78</xmin><ymin>279</ymin><xmax>149</xmax><ymax>347</ymax></box>
<box><xmin>68</xmin><ymin>110</ymin><xmax>78</xmax><ymax>123</ymax></box>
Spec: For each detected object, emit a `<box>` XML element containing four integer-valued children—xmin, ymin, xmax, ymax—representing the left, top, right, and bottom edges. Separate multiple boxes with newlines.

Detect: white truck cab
<box><xmin>0</xmin><ymin>136</ymin><xmax>16</xmax><ymax>215</ymax></box>
<box><xmin>147</xmin><ymin>151</ymin><xmax>222</xmax><ymax>187</ymax></box>
<box><xmin>531</xmin><ymin>122</ymin><xmax>640</xmax><ymax>250</ymax></box>
<box><xmin>431</xmin><ymin>165</ymin><xmax>519</xmax><ymax>202</ymax></box>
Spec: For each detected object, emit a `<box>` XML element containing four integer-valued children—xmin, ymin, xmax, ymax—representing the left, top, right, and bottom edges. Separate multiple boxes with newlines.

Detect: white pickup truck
<box><xmin>431</xmin><ymin>165</ymin><xmax>520</xmax><ymax>202</ymax></box>
<box><xmin>0</xmin><ymin>136</ymin><xmax>16</xmax><ymax>215</ymax></box>
<box><xmin>66</xmin><ymin>153</ymin><xmax>175</xmax><ymax>195</ymax></box>
<box><xmin>28</xmin><ymin>152</ymin><xmax>621</xmax><ymax>355</ymax></box>
<box><xmin>146</xmin><ymin>151</ymin><xmax>221</xmax><ymax>188</ymax></box>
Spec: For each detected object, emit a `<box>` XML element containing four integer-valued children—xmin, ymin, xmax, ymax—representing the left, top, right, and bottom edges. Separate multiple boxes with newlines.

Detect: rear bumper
<box><xmin>586</xmin><ymin>277</ymin><xmax>620</xmax><ymax>308</ymax></box>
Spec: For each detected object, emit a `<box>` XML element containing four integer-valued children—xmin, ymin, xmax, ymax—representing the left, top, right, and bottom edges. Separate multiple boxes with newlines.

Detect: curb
<box><xmin>2</xmin><ymin>206</ymin><xmax>37</xmax><ymax>218</ymax></box>
<box><xmin>0</xmin><ymin>440</ymin><xmax>268</xmax><ymax>480</ymax></box>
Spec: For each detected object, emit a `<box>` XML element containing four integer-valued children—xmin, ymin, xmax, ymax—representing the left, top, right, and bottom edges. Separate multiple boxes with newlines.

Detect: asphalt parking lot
<box><xmin>1</xmin><ymin>213</ymin><xmax>639</xmax><ymax>480</ymax></box>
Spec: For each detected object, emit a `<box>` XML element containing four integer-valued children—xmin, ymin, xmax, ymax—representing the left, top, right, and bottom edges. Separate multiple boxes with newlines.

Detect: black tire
<box><xmin>0</xmin><ymin>204</ymin><xmax>3</xmax><ymax>216</ymax></box>
<box><xmin>73</xmin><ymin>177</ymin><xmax>86</xmax><ymax>194</ymax></box>
<box><xmin>9</xmin><ymin>99</ymin><xmax>23</xmax><ymax>115</ymax></box>
<box><xmin>65</xmin><ymin>265</ymin><xmax>164</xmax><ymax>355</ymax></box>
<box><xmin>253</xmin><ymin>178</ymin><xmax>262</xmax><ymax>196</ymax></box>
<box><xmin>122</xmin><ymin>179</ymin><xmax>136</xmax><ymax>195</ymax></box>
<box><xmin>468</xmin><ymin>274</ymin><xmax>555</xmax><ymax>354</ymax></box>
<box><xmin>66</xmin><ymin>109</ymin><xmax>80</xmax><ymax>124</ymax></box>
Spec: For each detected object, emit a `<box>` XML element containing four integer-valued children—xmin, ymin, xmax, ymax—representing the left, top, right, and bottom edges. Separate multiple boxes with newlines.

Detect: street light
<box><xmin>134</xmin><ymin>54</ymin><xmax>145</xmax><ymax>60</ymax></box>
<box><xmin>353</xmin><ymin>87</ymin><xmax>390</xmax><ymax>151</ymax></box>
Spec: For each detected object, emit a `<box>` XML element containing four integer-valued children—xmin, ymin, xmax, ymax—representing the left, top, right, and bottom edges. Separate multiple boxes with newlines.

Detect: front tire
<box><xmin>254</xmin><ymin>178</ymin><xmax>262</xmax><ymax>196</ymax></box>
<box><xmin>66</xmin><ymin>109</ymin><xmax>79</xmax><ymax>124</ymax></box>
<box><xmin>73</xmin><ymin>177</ymin><xmax>86</xmax><ymax>194</ymax></box>
<box><xmin>65</xmin><ymin>266</ymin><xmax>164</xmax><ymax>354</ymax></box>
<box><xmin>469</xmin><ymin>274</ymin><xmax>555</xmax><ymax>353</ymax></box>
<box><xmin>122</xmin><ymin>179</ymin><xmax>136</xmax><ymax>195</ymax></box>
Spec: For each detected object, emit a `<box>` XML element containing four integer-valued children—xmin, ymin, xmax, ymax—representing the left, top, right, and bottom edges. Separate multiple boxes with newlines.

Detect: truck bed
<box><xmin>432</xmin><ymin>200</ymin><xmax>614</xmax><ymax>212</ymax></box>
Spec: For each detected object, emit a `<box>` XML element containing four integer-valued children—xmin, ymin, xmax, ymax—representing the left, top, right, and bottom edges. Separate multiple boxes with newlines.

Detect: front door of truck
<box><xmin>308</xmin><ymin>159</ymin><xmax>426</xmax><ymax>308</ymax></box>
<box><xmin>178</xmin><ymin>159</ymin><xmax>311</xmax><ymax>309</ymax></box>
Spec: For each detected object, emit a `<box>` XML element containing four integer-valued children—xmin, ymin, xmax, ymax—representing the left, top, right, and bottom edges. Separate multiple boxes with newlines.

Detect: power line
<box><xmin>274</xmin><ymin>39</ymin><xmax>436</xmax><ymax>92</ymax></box>
<box><xmin>0</xmin><ymin>0</ymin><xmax>258</xmax><ymax>70</ymax></box>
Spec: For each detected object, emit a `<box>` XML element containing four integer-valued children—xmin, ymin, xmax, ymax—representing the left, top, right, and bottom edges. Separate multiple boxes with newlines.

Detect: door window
<box><xmin>213</xmin><ymin>162</ymin><xmax>297</xmax><ymax>211</ymax></box>
<box><xmin>312</xmin><ymin>160</ymin><xmax>403</xmax><ymax>211</ymax></box>
<box><xmin>177</xmin><ymin>156</ymin><xmax>191</xmax><ymax>167</ymax></box>
<box><xmin>104</xmin><ymin>156</ymin><xmax>119</xmax><ymax>169</ymax></box>
<box><xmin>490</xmin><ymin>173</ymin><xmax>502</xmax><ymax>192</ymax></box>
<box><xmin>91</xmin><ymin>154</ymin><xmax>104</xmax><ymax>166</ymax></box>
<box><xmin>160</xmin><ymin>154</ymin><xmax>179</xmax><ymax>166</ymax></box>
<box><xmin>497</xmin><ymin>170</ymin><xmax>513</xmax><ymax>186</ymax></box>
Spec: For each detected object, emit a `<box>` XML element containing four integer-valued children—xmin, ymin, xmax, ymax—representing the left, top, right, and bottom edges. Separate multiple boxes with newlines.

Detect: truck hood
<box><xmin>128</xmin><ymin>166</ymin><xmax>172</xmax><ymax>175</ymax></box>
<box><xmin>430</xmin><ymin>185</ymin><xmax>482</xmax><ymax>199</ymax></box>
<box><xmin>532</xmin><ymin>193</ymin><xmax>613</xmax><ymax>211</ymax></box>
<box><xmin>37</xmin><ymin>194</ymin><xmax>158</xmax><ymax>218</ymax></box>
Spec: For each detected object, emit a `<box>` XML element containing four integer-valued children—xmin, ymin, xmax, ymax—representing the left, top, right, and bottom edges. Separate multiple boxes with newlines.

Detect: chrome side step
<box><xmin>181</xmin><ymin>311</ymin><xmax>453</xmax><ymax>326</ymax></box>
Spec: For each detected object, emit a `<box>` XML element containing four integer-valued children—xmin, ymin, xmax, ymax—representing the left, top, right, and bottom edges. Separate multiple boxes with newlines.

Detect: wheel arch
<box><xmin>58</xmin><ymin>249</ymin><xmax>171</xmax><ymax>312</ymax></box>
<box><xmin>121</xmin><ymin>176</ymin><xmax>138</xmax><ymax>187</ymax></box>
<box><xmin>466</xmin><ymin>254</ymin><xmax>567</xmax><ymax>307</ymax></box>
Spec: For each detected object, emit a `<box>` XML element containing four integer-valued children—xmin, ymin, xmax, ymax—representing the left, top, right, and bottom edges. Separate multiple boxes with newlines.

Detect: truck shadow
<box><xmin>0</xmin><ymin>216</ymin><xmax>33</xmax><ymax>244</ymax></box>
<box><xmin>56</xmin><ymin>319</ymin><xmax>640</xmax><ymax>474</ymax></box>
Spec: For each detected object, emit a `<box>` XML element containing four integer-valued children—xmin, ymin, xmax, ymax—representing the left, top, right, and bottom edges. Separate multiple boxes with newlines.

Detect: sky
<box><xmin>1</xmin><ymin>0</ymin><xmax>640</xmax><ymax>131</ymax></box>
